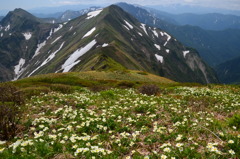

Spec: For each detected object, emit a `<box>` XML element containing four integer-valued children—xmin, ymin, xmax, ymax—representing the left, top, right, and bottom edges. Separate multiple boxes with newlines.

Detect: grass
<box><xmin>12</xmin><ymin>70</ymin><xmax>175</xmax><ymax>93</ymax></box>
<box><xmin>0</xmin><ymin>72</ymin><xmax>239</xmax><ymax>158</ymax></box>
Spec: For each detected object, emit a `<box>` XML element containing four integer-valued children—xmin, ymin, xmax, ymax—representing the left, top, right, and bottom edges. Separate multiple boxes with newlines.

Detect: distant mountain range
<box><xmin>58</xmin><ymin>7</ymin><xmax>101</xmax><ymax>22</ymax></box>
<box><xmin>117</xmin><ymin>3</ymin><xmax>240</xmax><ymax>67</ymax></box>
<box><xmin>146</xmin><ymin>4</ymin><xmax>240</xmax><ymax>16</ymax></box>
<box><xmin>0</xmin><ymin>5</ymin><xmax>218</xmax><ymax>83</ymax></box>
<box><xmin>147</xmin><ymin>9</ymin><xmax>240</xmax><ymax>31</ymax></box>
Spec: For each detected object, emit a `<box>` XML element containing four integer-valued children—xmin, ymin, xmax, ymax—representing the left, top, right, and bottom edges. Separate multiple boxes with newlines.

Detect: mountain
<box><xmin>147</xmin><ymin>9</ymin><xmax>240</xmax><ymax>31</ymax></box>
<box><xmin>59</xmin><ymin>7</ymin><xmax>101</xmax><ymax>22</ymax></box>
<box><xmin>216</xmin><ymin>56</ymin><xmax>240</xmax><ymax>84</ymax></box>
<box><xmin>146</xmin><ymin>4</ymin><xmax>240</xmax><ymax>16</ymax></box>
<box><xmin>0</xmin><ymin>8</ymin><xmax>61</xmax><ymax>81</ymax></box>
<box><xmin>0</xmin><ymin>6</ymin><xmax>218</xmax><ymax>84</ymax></box>
<box><xmin>117</xmin><ymin>3</ymin><xmax>240</xmax><ymax>66</ymax></box>
<box><xmin>28</xmin><ymin>4</ymin><xmax>104</xmax><ymax>15</ymax></box>
<box><xmin>0</xmin><ymin>16</ymin><xmax>3</xmax><ymax>21</ymax></box>
<box><xmin>31</xmin><ymin>7</ymin><xmax>101</xmax><ymax>23</ymax></box>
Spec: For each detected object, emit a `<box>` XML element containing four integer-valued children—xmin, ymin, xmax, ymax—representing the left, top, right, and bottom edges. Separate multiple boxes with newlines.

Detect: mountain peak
<box><xmin>1</xmin><ymin>8</ymin><xmax>41</xmax><ymax>26</ymax></box>
<box><xmin>10</xmin><ymin>8</ymin><xmax>38</xmax><ymax>20</ymax></box>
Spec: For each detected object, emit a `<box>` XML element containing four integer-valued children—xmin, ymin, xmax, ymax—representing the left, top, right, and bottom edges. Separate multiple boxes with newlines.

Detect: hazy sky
<box><xmin>0</xmin><ymin>0</ymin><xmax>240</xmax><ymax>11</ymax></box>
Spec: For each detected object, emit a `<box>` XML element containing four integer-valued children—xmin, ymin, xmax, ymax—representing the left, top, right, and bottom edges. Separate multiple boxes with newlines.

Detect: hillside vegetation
<box><xmin>0</xmin><ymin>72</ymin><xmax>239</xmax><ymax>159</ymax></box>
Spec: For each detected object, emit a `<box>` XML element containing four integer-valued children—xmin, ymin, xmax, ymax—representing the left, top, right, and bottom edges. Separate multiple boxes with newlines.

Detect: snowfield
<box><xmin>22</xmin><ymin>32</ymin><xmax>32</xmax><ymax>40</ymax></box>
<box><xmin>183</xmin><ymin>50</ymin><xmax>190</xmax><ymax>58</ymax></box>
<box><xmin>82</xmin><ymin>27</ymin><xmax>96</xmax><ymax>39</ymax></box>
<box><xmin>86</xmin><ymin>9</ymin><xmax>103</xmax><ymax>19</ymax></box>
<box><xmin>140</xmin><ymin>23</ymin><xmax>148</xmax><ymax>35</ymax></box>
<box><xmin>155</xmin><ymin>54</ymin><xmax>163</xmax><ymax>63</ymax></box>
<box><xmin>62</xmin><ymin>40</ymin><xmax>97</xmax><ymax>72</ymax></box>
<box><xmin>124</xmin><ymin>20</ymin><xmax>133</xmax><ymax>29</ymax></box>
<box><xmin>154</xmin><ymin>44</ymin><xmax>161</xmax><ymax>50</ymax></box>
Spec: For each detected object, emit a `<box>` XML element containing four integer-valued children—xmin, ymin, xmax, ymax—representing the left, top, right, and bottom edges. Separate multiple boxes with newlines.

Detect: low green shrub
<box><xmin>0</xmin><ymin>83</ymin><xmax>25</xmax><ymax>140</ymax></box>
<box><xmin>100</xmin><ymin>90</ymin><xmax>115</xmax><ymax>99</ymax></box>
<box><xmin>50</xmin><ymin>84</ymin><xmax>74</xmax><ymax>94</ymax></box>
<box><xmin>20</xmin><ymin>86</ymin><xmax>51</xmax><ymax>98</ymax></box>
<box><xmin>89</xmin><ymin>85</ymin><xmax>110</xmax><ymax>92</ymax></box>
<box><xmin>228</xmin><ymin>114</ymin><xmax>240</xmax><ymax>130</ymax></box>
<box><xmin>116</xmin><ymin>81</ymin><xmax>136</xmax><ymax>88</ymax></box>
<box><xmin>138</xmin><ymin>84</ymin><xmax>160</xmax><ymax>96</ymax></box>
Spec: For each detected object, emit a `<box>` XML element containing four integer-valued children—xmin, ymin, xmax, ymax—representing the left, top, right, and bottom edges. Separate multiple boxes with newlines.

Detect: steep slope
<box><xmin>17</xmin><ymin>5</ymin><xmax>218</xmax><ymax>84</ymax></box>
<box><xmin>117</xmin><ymin>3</ymin><xmax>240</xmax><ymax>66</ymax></box>
<box><xmin>0</xmin><ymin>9</ymin><xmax>61</xmax><ymax>81</ymax></box>
<box><xmin>216</xmin><ymin>56</ymin><xmax>240</xmax><ymax>84</ymax></box>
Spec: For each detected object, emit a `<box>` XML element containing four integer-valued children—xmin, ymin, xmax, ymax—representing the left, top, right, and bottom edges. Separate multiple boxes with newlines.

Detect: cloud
<box><xmin>184</xmin><ymin>0</ymin><xmax>194</xmax><ymax>2</ymax></box>
<box><xmin>58</xmin><ymin>1</ymin><xmax>81</xmax><ymax>5</ymax></box>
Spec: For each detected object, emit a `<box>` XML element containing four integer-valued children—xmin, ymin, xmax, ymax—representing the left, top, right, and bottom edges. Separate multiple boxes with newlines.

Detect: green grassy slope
<box><xmin>13</xmin><ymin>70</ymin><xmax>175</xmax><ymax>88</ymax></box>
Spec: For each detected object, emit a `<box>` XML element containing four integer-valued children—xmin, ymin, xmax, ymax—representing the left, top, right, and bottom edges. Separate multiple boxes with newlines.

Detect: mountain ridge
<box><xmin>147</xmin><ymin>8</ymin><xmax>240</xmax><ymax>31</ymax></box>
<box><xmin>117</xmin><ymin>3</ymin><xmax>240</xmax><ymax>66</ymax></box>
<box><xmin>0</xmin><ymin>5</ymin><xmax>218</xmax><ymax>84</ymax></box>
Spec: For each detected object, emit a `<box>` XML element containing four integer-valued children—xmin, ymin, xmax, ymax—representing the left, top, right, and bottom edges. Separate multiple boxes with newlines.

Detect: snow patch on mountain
<box><xmin>183</xmin><ymin>50</ymin><xmax>190</xmax><ymax>58</ymax></box>
<box><xmin>62</xmin><ymin>40</ymin><xmax>97</xmax><ymax>72</ymax></box>
<box><xmin>154</xmin><ymin>44</ymin><xmax>161</xmax><ymax>50</ymax></box>
<box><xmin>51</xmin><ymin>36</ymin><xmax>62</xmax><ymax>44</ymax></box>
<box><xmin>5</xmin><ymin>24</ymin><xmax>10</xmax><ymax>31</ymax></box>
<box><xmin>140</xmin><ymin>23</ymin><xmax>148</xmax><ymax>35</ymax></box>
<box><xmin>62</xmin><ymin>61</ymin><xmax>80</xmax><ymax>73</ymax></box>
<box><xmin>152</xmin><ymin>29</ymin><xmax>158</xmax><ymax>37</ymax></box>
<box><xmin>33</xmin><ymin>41</ymin><xmax>46</xmax><ymax>57</ymax></box>
<box><xmin>33</xmin><ymin>29</ymin><xmax>56</xmax><ymax>58</ymax></box>
<box><xmin>14</xmin><ymin>58</ymin><xmax>25</xmax><ymax>80</ymax></box>
<box><xmin>54</xmin><ymin>24</ymin><xmax>63</xmax><ymax>33</ymax></box>
<box><xmin>124</xmin><ymin>20</ymin><xmax>133</xmax><ymax>29</ymax></box>
<box><xmin>0</xmin><ymin>33</ymin><xmax>3</xmax><ymax>37</ymax></box>
<box><xmin>102</xmin><ymin>43</ymin><xmax>109</xmax><ymax>47</ymax></box>
<box><xmin>155</xmin><ymin>54</ymin><xmax>163</xmax><ymax>63</ymax></box>
<box><xmin>29</xmin><ymin>42</ymin><xmax>65</xmax><ymax>77</ymax></box>
<box><xmin>41</xmin><ymin>42</ymin><xmax>65</xmax><ymax>66</ymax></box>
<box><xmin>138</xmin><ymin>32</ymin><xmax>143</xmax><ymax>36</ymax></box>
<box><xmin>86</xmin><ymin>9</ymin><xmax>103</xmax><ymax>19</ymax></box>
<box><xmin>82</xmin><ymin>27</ymin><xmax>96</xmax><ymax>39</ymax></box>
<box><xmin>47</xmin><ymin>29</ymin><xmax>54</xmax><ymax>40</ymax></box>
<box><xmin>123</xmin><ymin>25</ymin><xmax>130</xmax><ymax>30</ymax></box>
<box><xmin>69</xmin><ymin>26</ymin><xmax>73</xmax><ymax>31</ymax></box>
<box><xmin>22</xmin><ymin>32</ymin><xmax>32</xmax><ymax>40</ymax></box>
<box><xmin>166</xmin><ymin>49</ymin><xmax>170</xmax><ymax>53</ymax></box>
<box><xmin>163</xmin><ymin>32</ymin><xmax>171</xmax><ymax>46</ymax></box>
